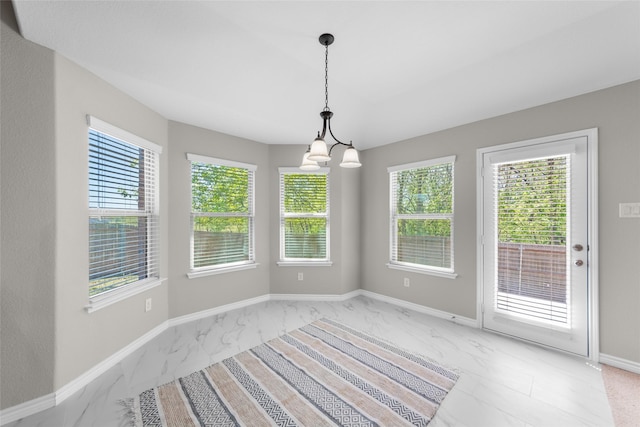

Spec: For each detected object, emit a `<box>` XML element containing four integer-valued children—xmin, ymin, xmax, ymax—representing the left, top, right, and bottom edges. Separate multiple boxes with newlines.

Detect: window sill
<box><xmin>187</xmin><ymin>263</ymin><xmax>259</xmax><ymax>279</ymax></box>
<box><xmin>387</xmin><ymin>263</ymin><xmax>458</xmax><ymax>279</ymax></box>
<box><xmin>277</xmin><ymin>261</ymin><xmax>333</xmax><ymax>267</ymax></box>
<box><xmin>86</xmin><ymin>277</ymin><xmax>166</xmax><ymax>313</ymax></box>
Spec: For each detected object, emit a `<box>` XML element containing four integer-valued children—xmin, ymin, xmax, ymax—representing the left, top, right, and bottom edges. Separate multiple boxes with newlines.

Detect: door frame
<box><xmin>476</xmin><ymin>128</ymin><xmax>599</xmax><ymax>360</ymax></box>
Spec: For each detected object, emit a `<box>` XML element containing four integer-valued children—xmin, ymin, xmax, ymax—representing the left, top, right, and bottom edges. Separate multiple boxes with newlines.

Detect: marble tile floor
<box><xmin>5</xmin><ymin>296</ymin><xmax>615</xmax><ymax>427</ymax></box>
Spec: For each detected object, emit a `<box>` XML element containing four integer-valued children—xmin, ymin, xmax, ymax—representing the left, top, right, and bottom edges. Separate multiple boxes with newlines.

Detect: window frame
<box><xmin>387</xmin><ymin>155</ymin><xmax>457</xmax><ymax>279</ymax></box>
<box><xmin>187</xmin><ymin>153</ymin><xmax>257</xmax><ymax>278</ymax></box>
<box><xmin>86</xmin><ymin>115</ymin><xmax>164</xmax><ymax>313</ymax></box>
<box><xmin>278</xmin><ymin>167</ymin><xmax>332</xmax><ymax>266</ymax></box>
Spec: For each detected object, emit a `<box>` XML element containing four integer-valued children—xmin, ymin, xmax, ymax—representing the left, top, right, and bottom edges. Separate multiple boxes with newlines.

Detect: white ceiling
<box><xmin>12</xmin><ymin>1</ymin><xmax>640</xmax><ymax>150</ymax></box>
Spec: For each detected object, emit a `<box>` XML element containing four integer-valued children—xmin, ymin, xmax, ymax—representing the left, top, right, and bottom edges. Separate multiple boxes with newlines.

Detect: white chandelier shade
<box><xmin>308</xmin><ymin>136</ymin><xmax>331</xmax><ymax>162</ymax></box>
<box><xmin>299</xmin><ymin>149</ymin><xmax>321</xmax><ymax>171</ymax></box>
<box><xmin>339</xmin><ymin>146</ymin><xmax>361</xmax><ymax>168</ymax></box>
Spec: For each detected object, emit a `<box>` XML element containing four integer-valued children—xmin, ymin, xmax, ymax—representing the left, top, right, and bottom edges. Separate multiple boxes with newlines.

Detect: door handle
<box><xmin>573</xmin><ymin>244</ymin><xmax>584</xmax><ymax>252</ymax></box>
<box><xmin>575</xmin><ymin>260</ymin><xmax>584</xmax><ymax>267</ymax></box>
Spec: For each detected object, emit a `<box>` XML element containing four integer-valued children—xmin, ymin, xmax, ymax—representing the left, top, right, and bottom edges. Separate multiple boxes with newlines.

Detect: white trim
<box><xmin>187</xmin><ymin>263</ymin><xmax>258</xmax><ymax>279</ymax></box>
<box><xmin>476</xmin><ymin>128</ymin><xmax>599</xmax><ymax>359</ymax></box>
<box><xmin>485</xmin><ymin>141</ymin><xmax>577</xmax><ymax>165</ymax></box>
<box><xmin>387</xmin><ymin>262</ymin><xmax>458</xmax><ymax>279</ymax></box>
<box><xmin>86</xmin><ymin>115</ymin><xmax>162</xmax><ymax>154</ymax></box>
<box><xmin>279</xmin><ymin>166</ymin><xmax>330</xmax><ymax>175</ymax></box>
<box><xmin>186</xmin><ymin>152</ymin><xmax>257</xmax><ymax>171</ymax></box>
<box><xmin>167</xmin><ymin>291</ymin><xmax>360</xmax><ymax>327</ymax></box>
<box><xmin>476</xmin><ymin>148</ymin><xmax>486</xmax><ymax>329</ymax></box>
<box><xmin>86</xmin><ymin>278</ymin><xmax>166</xmax><ymax>313</ymax></box>
<box><xmin>4</xmin><ymin>290</ymin><xmax>635</xmax><ymax>427</ymax></box>
<box><xmin>359</xmin><ymin>290</ymin><xmax>476</xmax><ymax>328</ymax></box>
<box><xmin>169</xmin><ymin>294</ymin><xmax>272</xmax><ymax>327</ymax></box>
<box><xmin>0</xmin><ymin>393</ymin><xmax>56</xmax><ymax>425</ymax></box>
<box><xmin>270</xmin><ymin>290</ymin><xmax>361</xmax><ymax>302</ymax></box>
<box><xmin>55</xmin><ymin>322</ymin><xmax>168</xmax><ymax>403</ymax></box>
<box><xmin>387</xmin><ymin>155</ymin><xmax>456</xmax><ymax>173</ymax></box>
<box><xmin>586</xmin><ymin>128</ymin><xmax>600</xmax><ymax>363</ymax></box>
<box><xmin>388</xmin><ymin>157</ymin><xmax>456</xmax><ymax>272</ymax></box>
<box><xmin>0</xmin><ymin>289</ymin><xmax>492</xmax><ymax>425</ymax></box>
<box><xmin>600</xmin><ymin>353</ymin><xmax>640</xmax><ymax>374</ymax></box>
<box><xmin>87</xmin><ymin>121</ymin><xmax>162</xmax><ymax>309</ymax></box>
<box><xmin>277</xmin><ymin>261</ymin><xmax>333</xmax><ymax>267</ymax></box>
<box><xmin>0</xmin><ymin>321</ymin><xmax>168</xmax><ymax>426</ymax></box>
<box><xmin>279</xmin><ymin>167</ymin><xmax>331</xmax><ymax>263</ymax></box>
<box><xmin>188</xmin><ymin>155</ymin><xmax>256</xmax><ymax>271</ymax></box>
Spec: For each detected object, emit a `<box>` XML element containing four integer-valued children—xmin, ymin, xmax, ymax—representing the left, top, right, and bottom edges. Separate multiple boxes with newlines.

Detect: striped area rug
<box><xmin>127</xmin><ymin>318</ymin><xmax>459</xmax><ymax>426</ymax></box>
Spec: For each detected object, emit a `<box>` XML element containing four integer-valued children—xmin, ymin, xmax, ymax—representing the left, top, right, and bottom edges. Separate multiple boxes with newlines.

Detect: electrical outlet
<box><xmin>619</xmin><ymin>202</ymin><xmax>640</xmax><ymax>218</ymax></box>
<box><xmin>145</xmin><ymin>298</ymin><xmax>152</xmax><ymax>312</ymax></box>
<box><xmin>298</xmin><ymin>272</ymin><xmax>304</xmax><ymax>281</ymax></box>
<box><xmin>403</xmin><ymin>278</ymin><xmax>410</xmax><ymax>287</ymax></box>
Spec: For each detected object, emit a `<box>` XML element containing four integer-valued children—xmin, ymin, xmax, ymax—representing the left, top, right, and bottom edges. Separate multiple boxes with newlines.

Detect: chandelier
<box><xmin>300</xmin><ymin>33</ymin><xmax>362</xmax><ymax>170</ymax></box>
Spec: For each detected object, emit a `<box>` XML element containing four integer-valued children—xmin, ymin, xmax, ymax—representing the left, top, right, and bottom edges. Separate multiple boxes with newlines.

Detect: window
<box><xmin>279</xmin><ymin>168</ymin><xmax>330</xmax><ymax>265</ymax></box>
<box><xmin>188</xmin><ymin>154</ymin><xmax>256</xmax><ymax>277</ymax></box>
<box><xmin>388</xmin><ymin>156</ymin><xmax>456</xmax><ymax>277</ymax></box>
<box><xmin>88</xmin><ymin>116</ymin><xmax>162</xmax><ymax>308</ymax></box>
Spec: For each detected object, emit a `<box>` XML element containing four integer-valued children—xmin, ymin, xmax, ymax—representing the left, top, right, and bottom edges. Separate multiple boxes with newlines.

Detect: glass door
<box><xmin>481</xmin><ymin>136</ymin><xmax>589</xmax><ymax>356</ymax></box>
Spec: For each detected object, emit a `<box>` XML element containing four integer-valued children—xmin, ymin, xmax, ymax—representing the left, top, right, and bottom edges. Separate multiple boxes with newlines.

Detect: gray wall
<box><xmin>268</xmin><ymin>145</ymin><xmax>361</xmax><ymax>296</ymax></box>
<box><xmin>0</xmin><ymin>8</ymin><xmax>361</xmax><ymax>405</ymax></box>
<box><xmin>1</xmin><ymin>1</ymin><xmax>56</xmax><ymax>407</ymax></box>
<box><xmin>53</xmin><ymin>54</ymin><xmax>170</xmax><ymax>389</ymax></box>
<box><xmin>164</xmin><ymin>134</ymin><xmax>360</xmax><ymax>315</ymax></box>
<box><xmin>167</xmin><ymin>121</ymin><xmax>270</xmax><ymax>318</ymax></box>
<box><xmin>1</xmin><ymin>2</ymin><xmax>170</xmax><ymax>406</ymax></box>
<box><xmin>2</xmin><ymin>0</ymin><xmax>638</xmax><ymax>412</ymax></box>
<box><xmin>361</xmin><ymin>80</ymin><xmax>640</xmax><ymax>364</ymax></box>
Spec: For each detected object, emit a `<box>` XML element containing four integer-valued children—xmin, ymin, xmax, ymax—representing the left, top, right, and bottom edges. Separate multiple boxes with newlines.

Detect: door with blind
<box><xmin>480</xmin><ymin>132</ymin><xmax>592</xmax><ymax>356</ymax></box>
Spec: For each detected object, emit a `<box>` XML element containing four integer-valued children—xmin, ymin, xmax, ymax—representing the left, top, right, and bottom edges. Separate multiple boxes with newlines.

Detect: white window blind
<box><xmin>279</xmin><ymin>168</ymin><xmax>329</xmax><ymax>262</ymax></box>
<box><xmin>389</xmin><ymin>156</ymin><xmax>455</xmax><ymax>273</ymax></box>
<box><xmin>188</xmin><ymin>154</ymin><xmax>255</xmax><ymax>272</ymax></box>
<box><xmin>493</xmin><ymin>155</ymin><xmax>570</xmax><ymax>324</ymax></box>
<box><xmin>88</xmin><ymin>120</ymin><xmax>161</xmax><ymax>298</ymax></box>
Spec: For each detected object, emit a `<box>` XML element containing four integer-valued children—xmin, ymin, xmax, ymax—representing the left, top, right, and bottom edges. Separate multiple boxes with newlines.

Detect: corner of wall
<box><xmin>1</xmin><ymin>6</ymin><xmax>57</xmax><ymax>409</ymax></box>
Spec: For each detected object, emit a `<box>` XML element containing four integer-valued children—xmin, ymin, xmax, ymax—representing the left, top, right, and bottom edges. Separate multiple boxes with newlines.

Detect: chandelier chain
<box><xmin>324</xmin><ymin>43</ymin><xmax>329</xmax><ymax>111</ymax></box>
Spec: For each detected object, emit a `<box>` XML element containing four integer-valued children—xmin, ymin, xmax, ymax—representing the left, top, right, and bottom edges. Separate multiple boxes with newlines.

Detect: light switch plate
<box><xmin>619</xmin><ymin>202</ymin><xmax>640</xmax><ymax>218</ymax></box>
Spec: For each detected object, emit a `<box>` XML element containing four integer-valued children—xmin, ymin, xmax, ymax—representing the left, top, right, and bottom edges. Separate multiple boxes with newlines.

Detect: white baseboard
<box><xmin>600</xmin><ymin>353</ymin><xmax>640</xmax><ymax>374</ymax></box>
<box><xmin>0</xmin><ymin>289</ymin><xmax>505</xmax><ymax>425</ymax></box>
<box><xmin>0</xmin><ymin>321</ymin><xmax>169</xmax><ymax>426</ymax></box>
<box><xmin>0</xmin><ymin>393</ymin><xmax>55</xmax><ymax>426</ymax></box>
<box><xmin>56</xmin><ymin>321</ymin><xmax>169</xmax><ymax>404</ymax></box>
<box><xmin>270</xmin><ymin>289</ymin><xmax>361</xmax><ymax>302</ymax></box>
<box><xmin>168</xmin><ymin>294</ymin><xmax>271</xmax><ymax>328</ymax></box>
<box><xmin>359</xmin><ymin>289</ymin><xmax>478</xmax><ymax>328</ymax></box>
